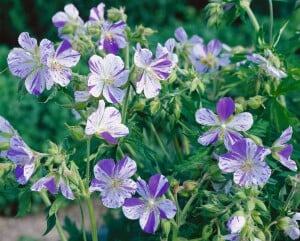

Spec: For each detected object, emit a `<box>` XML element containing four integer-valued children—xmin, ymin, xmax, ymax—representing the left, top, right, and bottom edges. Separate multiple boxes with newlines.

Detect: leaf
<box><xmin>49</xmin><ymin>196</ymin><xmax>66</xmax><ymax>216</ymax></box>
<box><xmin>270</xmin><ymin>99</ymin><xmax>290</xmax><ymax>132</ymax></box>
<box><xmin>273</xmin><ymin>20</ymin><xmax>290</xmax><ymax>47</ymax></box>
<box><xmin>275</xmin><ymin>77</ymin><xmax>300</xmax><ymax>96</ymax></box>
<box><xmin>43</xmin><ymin>214</ymin><xmax>56</xmax><ymax>236</ymax></box>
<box><xmin>16</xmin><ymin>190</ymin><xmax>31</xmax><ymax>217</ymax></box>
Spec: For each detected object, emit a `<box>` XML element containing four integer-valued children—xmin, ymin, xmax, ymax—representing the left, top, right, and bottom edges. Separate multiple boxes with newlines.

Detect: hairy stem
<box><xmin>269</xmin><ymin>0</ymin><xmax>274</xmax><ymax>45</ymax></box>
<box><xmin>86</xmin><ymin>197</ymin><xmax>98</xmax><ymax>241</ymax></box>
<box><xmin>79</xmin><ymin>200</ymin><xmax>88</xmax><ymax>241</ymax></box>
<box><xmin>240</xmin><ymin>0</ymin><xmax>260</xmax><ymax>33</ymax></box>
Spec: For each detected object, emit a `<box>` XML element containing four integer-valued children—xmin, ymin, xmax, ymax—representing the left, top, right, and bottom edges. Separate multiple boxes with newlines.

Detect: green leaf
<box><xmin>270</xmin><ymin>99</ymin><xmax>290</xmax><ymax>132</ymax></box>
<box><xmin>43</xmin><ymin>214</ymin><xmax>56</xmax><ymax>236</ymax></box>
<box><xmin>275</xmin><ymin>77</ymin><xmax>300</xmax><ymax>96</ymax></box>
<box><xmin>16</xmin><ymin>190</ymin><xmax>31</xmax><ymax>217</ymax></box>
<box><xmin>49</xmin><ymin>196</ymin><xmax>66</xmax><ymax>216</ymax></box>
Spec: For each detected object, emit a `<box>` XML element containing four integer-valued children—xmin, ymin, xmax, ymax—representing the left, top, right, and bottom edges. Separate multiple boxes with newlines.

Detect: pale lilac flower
<box><xmin>122</xmin><ymin>174</ymin><xmax>177</xmax><ymax>233</ymax></box>
<box><xmin>44</xmin><ymin>40</ymin><xmax>80</xmax><ymax>87</ymax></box>
<box><xmin>88</xmin><ymin>54</ymin><xmax>129</xmax><ymax>103</ymax></box>
<box><xmin>89</xmin><ymin>3</ymin><xmax>105</xmax><ymax>23</ymax></box>
<box><xmin>0</xmin><ymin>116</ymin><xmax>15</xmax><ymax>149</ymax></box>
<box><xmin>223</xmin><ymin>234</ymin><xmax>261</xmax><ymax>241</ymax></box>
<box><xmin>7</xmin><ymin>32</ymin><xmax>53</xmax><ymax>95</ymax></box>
<box><xmin>227</xmin><ymin>216</ymin><xmax>246</xmax><ymax>233</ymax></box>
<box><xmin>195</xmin><ymin>97</ymin><xmax>253</xmax><ymax>149</ymax></box>
<box><xmin>247</xmin><ymin>51</ymin><xmax>287</xmax><ymax>79</ymax></box>
<box><xmin>190</xmin><ymin>39</ymin><xmax>231</xmax><ymax>73</ymax></box>
<box><xmin>219</xmin><ymin>138</ymin><xmax>271</xmax><ymax>186</ymax></box>
<box><xmin>52</xmin><ymin>4</ymin><xmax>84</xmax><ymax>40</ymax></box>
<box><xmin>281</xmin><ymin>213</ymin><xmax>300</xmax><ymax>240</ymax></box>
<box><xmin>134</xmin><ymin>44</ymin><xmax>172</xmax><ymax>99</ymax></box>
<box><xmin>98</xmin><ymin>21</ymin><xmax>127</xmax><ymax>54</ymax></box>
<box><xmin>174</xmin><ymin>27</ymin><xmax>203</xmax><ymax>48</ymax></box>
<box><xmin>272</xmin><ymin>126</ymin><xmax>297</xmax><ymax>171</ymax></box>
<box><xmin>156</xmin><ymin>38</ymin><xmax>178</xmax><ymax>68</ymax></box>
<box><xmin>7</xmin><ymin>135</ymin><xmax>35</xmax><ymax>185</ymax></box>
<box><xmin>85</xmin><ymin>100</ymin><xmax>129</xmax><ymax>144</ymax></box>
<box><xmin>89</xmin><ymin>156</ymin><xmax>137</xmax><ymax>208</ymax></box>
<box><xmin>31</xmin><ymin>176</ymin><xmax>75</xmax><ymax>200</ymax></box>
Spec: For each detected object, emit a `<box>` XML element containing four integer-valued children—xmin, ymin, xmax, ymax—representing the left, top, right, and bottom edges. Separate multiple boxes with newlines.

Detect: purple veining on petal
<box><xmin>216</xmin><ymin>97</ymin><xmax>235</xmax><ymax>121</ymax></box>
<box><xmin>148</xmin><ymin>174</ymin><xmax>169</xmax><ymax>198</ymax></box>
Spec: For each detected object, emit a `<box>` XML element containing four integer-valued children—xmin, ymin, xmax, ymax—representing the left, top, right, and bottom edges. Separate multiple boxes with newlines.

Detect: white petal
<box><xmin>227</xmin><ymin>112</ymin><xmax>253</xmax><ymax>131</ymax></box>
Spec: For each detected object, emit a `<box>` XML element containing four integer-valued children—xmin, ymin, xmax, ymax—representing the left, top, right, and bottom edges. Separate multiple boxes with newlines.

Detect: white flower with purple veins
<box><xmin>89</xmin><ymin>156</ymin><xmax>137</xmax><ymax>208</ymax></box>
<box><xmin>45</xmin><ymin>40</ymin><xmax>80</xmax><ymax>87</ymax></box>
<box><xmin>7</xmin><ymin>135</ymin><xmax>35</xmax><ymax>185</ymax></box>
<box><xmin>98</xmin><ymin>20</ymin><xmax>127</xmax><ymax>54</ymax></box>
<box><xmin>272</xmin><ymin>126</ymin><xmax>297</xmax><ymax>171</ymax></box>
<box><xmin>134</xmin><ymin>44</ymin><xmax>172</xmax><ymax>99</ymax></box>
<box><xmin>7</xmin><ymin>32</ymin><xmax>53</xmax><ymax>95</ymax></box>
<box><xmin>219</xmin><ymin>138</ymin><xmax>271</xmax><ymax>186</ymax></box>
<box><xmin>247</xmin><ymin>51</ymin><xmax>287</xmax><ymax>79</ymax></box>
<box><xmin>85</xmin><ymin>100</ymin><xmax>129</xmax><ymax>144</ymax></box>
<box><xmin>195</xmin><ymin>97</ymin><xmax>253</xmax><ymax>149</ymax></box>
<box><xmin>52</xmin><ymin>3</ymin><xmax>84</xmax><ymax>40</ymax></box>
<box><xmin>156</xmin><ymin>38</ymin><xmax>178</xmax><ymax>68</ymax></box>
<box><xmin>88</xmin><ymin>54</ymin><xmax>129</xmax><ymax>103</ymax></box>
<box><xmin>227</xmin><ymin>216</ymin><xmax>246</xmax><ymax>234</ymax></box>
<box><xmin>190</xmin><ymin>39</ymin><xmax>231</xmax><ymax>73</ymax></box>
<box><xmin>281</xmin><ymin>213</ymin><xmax>300</xmax><ymax>240</ymax></box>
<box><xmin>0</xmin><ymin>115</ymin><xmax>15</xmax><ymax>149</ymax></box>
<box><xmin>174</xmin><ymin>27</ymin><xmax>203</xmax><ymax>49</ymax></box>
<box><xmin>89</xmin><ymin>3</ymin><xmax>105</xmax><ymax>24</ymax></box>
<box><xmin>31</xmin><ymin>175</ymin><xmax>75</xmax><ymax>200</ymax></box>
<box><xmin>122</xmin><ymin>174</ymin><xmax>177</xmax><ymax>233</ymax></box>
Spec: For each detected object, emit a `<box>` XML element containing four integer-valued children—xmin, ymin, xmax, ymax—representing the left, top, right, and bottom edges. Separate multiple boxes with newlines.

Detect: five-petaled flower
<box><xmin>85</xmin><ymin>100</ymin><xmax>129</xmax><ymax>144</ymax></box>
<box><xmin>122</xmin><ymin>174</ymin><xmax>176</xmax><ymax>233</ymax></box>
<box><xmin>174</xmin><ymin>27</ymin><xmax>203</xmax><ymax>50</ymax></box>
<box><xmin>190</xmin><ymin>39</ymin><xmax>231</xmax><ymax>73</ymax></box>
<box><xmin>195</xmin><ymin>97</ymin><xmax>253</xmax><ymax>149</ymax></box>
<box><xmin>89</xmin><ymin>156</ymin><xmax>137</xmax><ymax>208</ymax></box>
<box><xmin>134</xmin><ymin>44</ymin><xmax>173</xmax><ymax>99</ymax></box>
<box><xmin>219</xmin><ymin>138</ymin><xmax>271</xmax><ymax>186</ymax></box>
<box><xmin>279</xmin><ymin>213</ymin><xmax>300</xmax><ymax>240</ymax></box>
<box><xmin>31</xmin><ymin>175</ymin><xmax>75</xmax><ymax>200</ymax></box>
<box><xmin>88</xmin><ymin>54</ymin><xmax>129</xmax><ymax>103</ymax></box>
<box><xmin>271</xmin><ymin>126</ymin><xmax>297</xmax><ymax>171</ymax></box>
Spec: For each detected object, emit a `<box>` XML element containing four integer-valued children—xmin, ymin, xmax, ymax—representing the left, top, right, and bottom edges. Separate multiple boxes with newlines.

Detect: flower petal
<box><xmin>226</xmin><ymin>216</ymin><xmax>246</xmax><ymax>233</ymax></box>
<box><xmin>103</xmin><ymin>85</ymin><xmax>125</xmax><ymax>103</ymax></box>
<box><xmin>197</xmin><ymin>128</ymin><xmax>220</xmax><ymax>146</ymax></box>
<box><xmin>88</xmin><ymin>73</ymin><xmax>105</xmax><ymax>98</ymax></box>
<box><xmin>49</xmin><ymin>68</ymin><xmax>72</xmax><ymax>87</ymax></box>
<box><xmin>115</xmin><ymin>156</ymin><xmax>137</xmax><ymax>179</ymax></box>
<box><xmin>273</xmin><ymin>126</ymin><xmax>293</xmax><ymax>147</ymax></box>
<box><xmin>174</xmin><ymin>27</ymin><xmax>188</xmax><ymax>43</ymax></box>
<box><xmin>18</xmin><ymin>32</ymin><xmax>37</xmax><ymax>52</ymax></box>
<box><xmin>122</xmin><ymin>198</ymin><xmax>146</xmax><ymax>219</ymax></box>
<box><xmin>277</xmin><ymin>145</ymin><xmax>297</xmax><ymax>171</ymax></box>
<box><xmin>55</xmin><ymin>40</ymin><xmax>80</xmax><ymax>67</ymax></box>
<box><xmin>15</xmin><ymin>163</ymin><xmax>35</xmax><ymax>185</ymax></box>
<box><xmin>224</xmin><ymin>130</ymin><xmax>243</xmax><ymax>151</ymax></box>
<box><xmin>218</xmin><ymin>152</ymin><xmax>243</xmax><ymax>173</ymax></box>
<box><xmin>157</xmin><ymin>199</ymin><xmax>176</xmax><ymax>219</ymax></box>
<box><xmin>85</xmin><ymin>100</ymin><xmax>105</xmax><ymax>136</ymax></box>
<box><xmin>89</xmin><ymin>178</ymin><xmax>107</xmax><ymax>193</ymax></box>
<box><xmin>31</xmin><ymin>176</ymin><xmax>58</xmax><ymax>194</ymax></box>
<box><xmin>136</xmin><ymin>177</ymin><xmax>151</xmax><ymax>199</ymax></box>
<box><xmin>24</xmin><ymin>68</ymin><xmax>46</xmax><ymax>95</ymax></box>
<box><xmin>39</xmin><ymin>39</ymin><xmax>55</xmax><ymax>64</ymax></box>
<box><xmin>101</xmin><ymin>132</ymin><xmax>118</xmax><ymax>144</ymax></box>
<box><xmin>134</xmin><ymin>48</ymin><xmax>152</xmax><ymax>68</ymax></box>
<box><xmin>247</xmin><ymin>53</ymin><xmax>267</xmax><ymax>64</ymax></box>
<box><xmin>207</xmin><ymin>39</ymin><xmax>222</xmax><ymax>56</ymax></box>
<box><xmin>89</xmin><ymin>3</ymin><xmax>105</xmax><ymax>22</ymax></box>
<box><xmin>216</xmin><ymin>97</ymin><xmax>235</xmax><ymax>122</ymax></box>
<box><xmin>143</xmin><ymin>73</ymin><xmax>162</xmax><ymax>99</ymax></box>
<box><xmin>7</xmin><ymin>135</ymin><xmax>34</xmax><ymax>165</ymax></box>
<box><xmin>195</xmin><ymin>108</ymin><xmax>219</xmax><ymax>126</ymax></box>
<box><xmin>59</xmin><ymin>179</ymin><xmax>75</xmax><ymax>200</ymax></box>
<box><xmin>52</xmin><ymin>11</ymin><xmax>68</xmax><ymax>28</ymax></box>
<box><xmin>93</xmin><ymin>159</ymin><xmax>115</xmax><ymax>180</ymax></box>
<box><xmin>140</xmin><ymin>209</ymin><xmax>160</xmax><ymax>233</ymax></box>
<box><xmin>227</xmin><ymin>112</ymin><xmax>253</xmax><ymax>131</ymax></box>
<box><xmin>148</xmin><ymin>174</ymin><xmax>169</xmax><ymax>198</ymax></box>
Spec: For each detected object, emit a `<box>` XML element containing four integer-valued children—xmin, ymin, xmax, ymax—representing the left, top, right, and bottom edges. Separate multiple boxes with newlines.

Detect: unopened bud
<box><xmin>107</xmin><ymin>7</ymin><xmax>127</xmax><ymax>22</ymax></box>
<box><xmin>247</xmin><ymin>134</ymin><xmax>263</xmax><ymax>146</ymax></box>
<box><xmin>161</xmin><ymin>220</ymin><xmax>171</xmax><ymax>238</ymax></box>
<box><xmin>248</xmin><ymin>96</ymin><xmax>265</xmax><ymax>109</ymax></box>
<box><xmin>150</xmin><ymin>98</ymin><xmax>161</xmax><ymax>115</ymax></box>
<box><xmin>183</xmin><ymin>180</ymin><xmax>198</xmax><ymax>191</ymax></box>
<box><xmin>61</xmin><ymin>24</ymin><xmax>74</xmax><ymax>35</ymax></box>
<box><xmin>65</xmin><ymin>124</ymin><xmax>85</xmax><ymax>141</ymax></box>
<box><xmin>133</xmin><ymin>99</ymin><xmax>146</xmax><ymax>111</ymax></box>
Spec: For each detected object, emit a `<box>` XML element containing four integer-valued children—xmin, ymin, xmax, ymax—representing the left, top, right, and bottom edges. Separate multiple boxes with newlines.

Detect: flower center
<box><xmin>242</xmin><ymin>159</ymin><xmax>253</xmax><ymax>171</ymax></box>
<box><xmin>148</xmin><ymin>198</ymin><xmax>156</xmax><ymax>208</ymax></box>
<box><xmin>103</xmin><ymin>77</ymin><xmax>114</xmax><ymax>85</ymax></box>
<box><xmin>50</xmin><ymin>58</ymin><xmax>62</xmax><ymax>71</ymax></box>
<box><xmin>201</xmin><ymin>53</ymin><xmax>217</xmax><ymax>68</ymax></box>
<box><xmin>110</xmin><ymin>178</ymin><xmax>122</xmax><ymax>189</ymax></box>
<box><xmin>221</xmin><ymin>123</ymin><xmax>226</xmax><ymax>129</ymax></box>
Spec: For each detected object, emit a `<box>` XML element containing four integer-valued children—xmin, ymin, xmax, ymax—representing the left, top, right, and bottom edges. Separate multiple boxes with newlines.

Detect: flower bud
<box><xmin>247</xmin><ymin>96</ymin><xmax>265</xmax><ymax>109</ymax></box>
<box><xmin>183</xmin><ymin>180</ymin><xmax>198</xmax><ymax>191</ymax></box>
<box><xmin>61</xmin><ymin>24</ymin><xmax>75</xmax><ymax>35</ymax></box>
<box><xmin>277</xmin><ymin>217</ymin><xmax>291</xmax><ymax>230</ymax></box>
<box><xmin>247</xmin><ymin>134</ymin><xmax>263</xmax><ymax>146</ymax></box>
<box><xmin>133</xmin><ymin>99</ymin><xmax>146</xmax><ymax>111</ymax></box>
<box><xmin>65</xmin><ymin>124</ymin><xmax>85</xmax><ymax>141</ymax></box>
<box><xmin>0</xmin><ymin>140</ymin><xmax>10</xmax><ymax>150</ymax></box>
<box><xmin>107</xmin><ymin>7</ymin><xmax>127</xmax><ymax>22</ymax></box>
<box><xmin>161</xmin><ymin>220</ymin><xmax>171</xmax><ymax>238</ymax></box>
<box><xmin>150</xmin><ymin>98</ymin><xmax>161</xmax><ymax>115</ymax></box>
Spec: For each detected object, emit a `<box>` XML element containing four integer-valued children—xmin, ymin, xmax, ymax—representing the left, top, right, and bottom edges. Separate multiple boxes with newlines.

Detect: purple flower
<box><xmin>31</xmin><ymin>175</ymin><xmax>75</xmax><ymax>200</ymax></box>
<box><xmin>195</xmin><ymin>97</ymin><xmax>253</xmax><ymax>149</ymax></box>
<box><xmin>0</xmin><ymin>115</ymin><xmax>15</xmax><ymax>149</ymax></box>
<box><xmin>281</xmin><ymin>213</ymin><xmax>300</xmax><ymax>240</ymax></box>
<box><xmin>219</xmin><ymin>138</ymin><xmax>271</xmax><ymax>186</ymax></box>
<box><xmin>89</xmin><ymin>156</ymin><xmax>137</xmax><ymax>208</ymax></box>
<box><xmin>45</xmin><ymin>40</ymin><xmax>80</xmax><ymax>87</ymax></box>
<box><xmin>6</xmin><ymin>135</ymin><xmax>35</xmax><ymax>185</ymax></box>
<box><xmin>272</xmin><ymin>126</ymin><xmax>297</xmax><ymax>171</ymax></box>
<box><xmin>88</xmin><ymin>54</ymin><xmax>129</xmax><ymax>103</ymax></box>
<box><xmin>227</xmin><ymin>216</ymin><xmax>246</xmax><ymax>234</ymax></box>
<box><xmin>85</xmin><ymin>100</ymin><xmax>129</xmax><ymax>144</ymax></box>
<box><xmin>52</xmin><ymin>4</ymin><xmax>84</xmax><ymax>40</ymax></box>
<box><xmin>134</xmin><ymin>44</ymin><xmax>172</xmax><ymax>99</ymax></box>
<box><xmin>98</xmin><ymin>21</ymin><xmax>127</xmax><ymax>54</ymax></box>
<box><xmin>89</xmin><ymin>3</ymin><xmax>105</xmax><ymax>23</ymax></box>
<box><xmin>122</xmin><ymin>174</ymin><xmax>176</xmax><ymax>233</ymax></box>
<box><xmin>190</xmin><ymin>39</ymin><xmax>231</xmax><ymax>73</ymax></box>
<box><xmin>7</xmin><ymin>32</ymin><xmax>53</xmax><ymax>95</ymax></box>
<box><xmin>156</xmin><ymin>38</ymin><xmax>178</xmax><ymax>68</ymax></box>
<box><xmin>174</xmin><ymin>27</ymin><xmax>203</xmax><ymax>48</ymax></box>
<box><xmin>247</xmin><ymin>51</ymin><xmax>287</xmax><ymax>79</ymax></box>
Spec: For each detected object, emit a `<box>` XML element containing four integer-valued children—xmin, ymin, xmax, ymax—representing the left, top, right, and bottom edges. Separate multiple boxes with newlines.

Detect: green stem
<box><xmin>40</xmin><ymin>192</ymin><xmax>68</xmax><ymax>241</ymax></box>
<box><xmin>173</xmin><ymin>136</ymin><xmax>183</xmax><ymax>162</ymax></box>
<box><xmin>241</xmin><ymin>0</ymin><xmax>260</xmax><ymax>33</ymax></box>
<box><xmin>86</xmin><ymin>197</ymin><xmax>98</xmax><ymax>241</ymax></box>
<box><xmin>85</xmin><ymin>138</ymin><xmax>91</xmax><ymax>189</ymax></box>
<box><xmin>269</xmin><ymin>0</ymin><xmax>274</xmax><ymax>45</ymax></box>
<box><xmin>79</xmin><ymin>200</ymin><xmax>88</xmax><ymax>241</ymax></box>
<box><xmin>121</xmin><ymin>85</ymin><xmax>131</xmax><ymax>124</ymax></box>
<box><xmin>149</xmin><ymin>122</ymin><xmax>172</xmax><ymax>162</ymax></box>
<box><xmin>0</xmin><ymin>67</ymin><xmax>8</xmax><ymax>74</ymax></box>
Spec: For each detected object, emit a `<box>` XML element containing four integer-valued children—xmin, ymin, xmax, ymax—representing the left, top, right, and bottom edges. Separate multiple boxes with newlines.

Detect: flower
<box><xmin>226</xmin><ymin>216</ymin><xmax>246</xmax><ymax>234</ymax></box>
<box><xmin>134</xmin><ymin>44</ymin><xmax>172</xmax><ymax>99</ymax></box>
<box><xmin>89</xmin><ymin>156</ymin><xmax>137</xmax><ymax>208</ymax></box>
<box><xmin>156</xmin><ymin>38</ymin><xmax>178</xmax><ymax>68</ymax></box>
<box><xmin>122</xmin><ymin>174</ymin><xmax>177</xmax><ymax>233</ymax></box>
<box><xmin>44</xmin><ymin>40</ymin><xmax>80</xmax><ymax>87</ymax></box>
<box><xmin>52</xmin><ymin>3</ymin><xmax>84</xmax><ymax>40</ymax></box>
<box><xmin>174</xmin><ymin>27</ymin><xmax>203</xmax><ymax>48</ymax></box>
<box><xmin>279</xmin><ymin>213</ymin><xmax>300</xmax><ymax>240</ymax></box>
<box><xmin>190</xmin><ymin>39</ymin><xmax>231</xmax><ymax>73</ymax></box>
<box><xmin>219</xmin><ymin>138</ymin><xmax>271</xmax><ymax>186</ymax></box>
<box><xmin>7</xmin><ymin>32</ymin><xmax>53</xmax><ymax>95</ymax></box>
<box><xmin>195</xmin><ymin>97</ymin><xmax>253</xmax><ymax>149</ymax></box>
<box><xmin>89</xmin><ymin>3</ymin><xmax>105</xmax><ymax>23</ymax></box>
<box><xmin>31</xmin><ymin>175</ymin><xmax>75</xmax><ymax>200</ymax></box>
<box><xmin>85</xmin><ymin>100</ymin><xmax>129</xmax><ymax>144</ymax></box>
<box><xmin>98</xmin><ymin>20</ymin><xmax>127</xmax><ymax>54</ymax></box>
<box><xmin>247</xmin><ymin>51</ymin><xmax>287</xmax><ymax>79</ymax></box>
<box><xmin>271</xmin><ymin>126</ymin><xmax>297</xmax><ymax>171</ymax></box>
<box><xmin>0</xmin><ymin>115</ymin><xmax>15</xmax><ymax>150</ymax></box>
<box><xmin>88</xmin><ymin>54</ymin><xmax>129</xmax><ymax>103</ymax></box>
